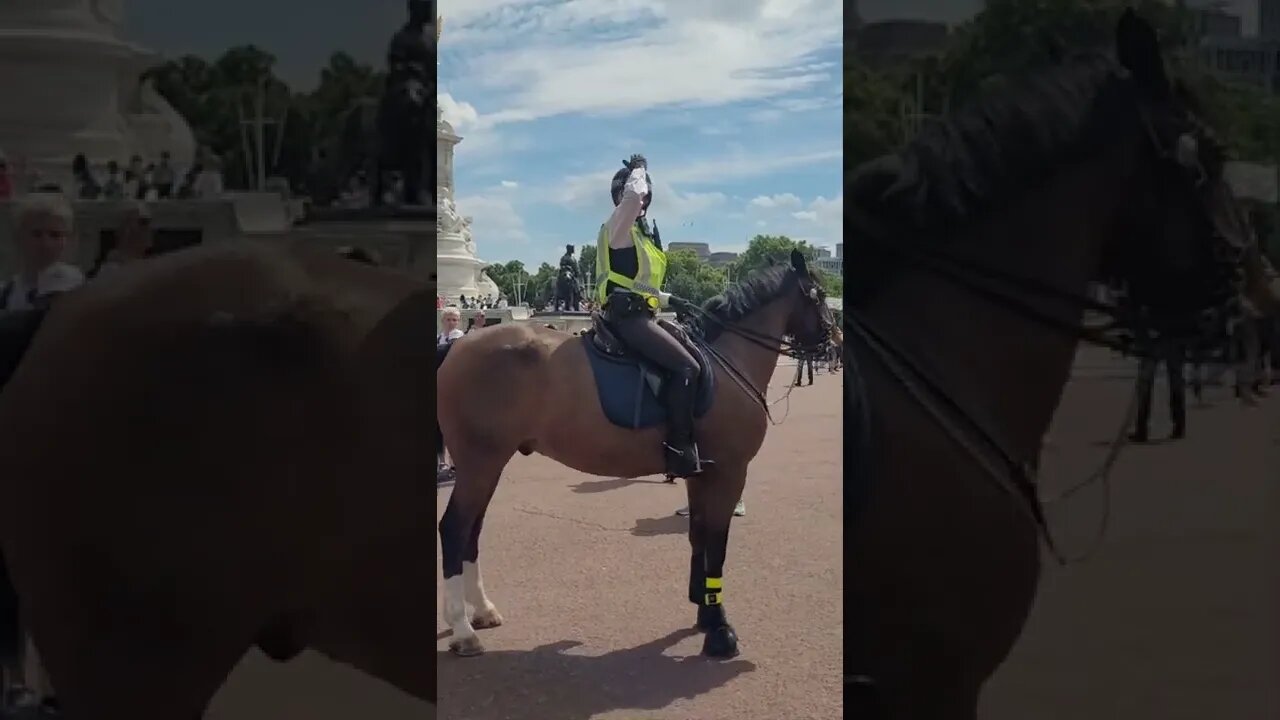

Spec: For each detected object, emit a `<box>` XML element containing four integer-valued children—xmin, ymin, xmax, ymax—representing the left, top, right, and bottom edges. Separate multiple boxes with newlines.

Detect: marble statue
<box><xmin>436</xmin><ymin>12</ymin><xmax>500</xmax><ymax>303</ymax></box>
<box><xmin>0</xmin><ymin>0</ymin><xmax>196</xmax><ymax>191</ymax></box>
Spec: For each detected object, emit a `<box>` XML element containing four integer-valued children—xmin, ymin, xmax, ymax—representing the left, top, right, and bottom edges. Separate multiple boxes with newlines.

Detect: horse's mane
<box><xmin>849</xmin><ymin>51</ymin><xmax>1136</xmax><ymax>237</ymax></box>
<box><xmin>693</xmin><ymin>263</ymin><xmax>799</xmax><ymax>341</ymax></box>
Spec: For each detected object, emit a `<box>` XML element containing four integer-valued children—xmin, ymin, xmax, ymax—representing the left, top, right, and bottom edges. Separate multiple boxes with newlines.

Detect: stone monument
<box><xmin>436</xmin><ymin>16</ymin><xmax>499</xmax><ymax>303</ymax></box>
<box><xmin>0</xmin><ymin>0</ymin><xmax>196</xmax><ymax>190</ymax></box>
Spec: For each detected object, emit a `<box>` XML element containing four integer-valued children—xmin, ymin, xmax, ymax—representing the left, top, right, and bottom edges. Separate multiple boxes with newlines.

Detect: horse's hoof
<box><xmin>701</xmin><ymin>624</ymin><xmax>740</xmax><ymax>658</ymax></box>
<box><xmin>449</xmin><ymin>634</ymin><xmax>485</xmax><ymax>657</ymax></box>
<box><xmin>472</xmin><ymin>607</ymin><xmax>504</xmax><ymax>629</ymax></box>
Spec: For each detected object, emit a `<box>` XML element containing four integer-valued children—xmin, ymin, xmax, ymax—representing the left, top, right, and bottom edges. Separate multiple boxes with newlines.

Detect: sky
<box><xmin>437</xmin><ymin>0</ymin><xmax>843</xmax><ymax>267</ymax></box>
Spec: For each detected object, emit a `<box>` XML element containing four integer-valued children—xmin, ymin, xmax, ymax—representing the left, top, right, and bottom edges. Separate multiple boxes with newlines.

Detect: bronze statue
<box><xmin>376</xmin><ymin>0</ymin><xmax>432</xmax><ymax>206</ymax></box>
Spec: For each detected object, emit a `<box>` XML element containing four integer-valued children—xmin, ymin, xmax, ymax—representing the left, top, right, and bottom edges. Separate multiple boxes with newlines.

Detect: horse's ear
<box><xmin>791</xmin><ymin>249</ymin><xmax>809</xmax><ymax>276</ymax></box>
<box><xmin>1116</xmin><ymin>8</ymin><xmax>1169</xmax><ymax>94</ymax></box>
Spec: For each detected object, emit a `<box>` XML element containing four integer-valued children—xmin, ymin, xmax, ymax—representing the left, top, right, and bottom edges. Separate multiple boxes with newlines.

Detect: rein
<box><xmin>679</xmin><ymin>291</ymin><xmax>831</xmax><ymax>426</ymax></box>
<box><xmin>845</xmin><ymin>207</ymin><xmax>1183</xmax><ymax>564</ymax></box>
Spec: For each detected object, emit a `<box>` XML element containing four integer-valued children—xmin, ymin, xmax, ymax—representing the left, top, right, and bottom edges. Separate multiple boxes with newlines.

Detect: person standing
<box><xmin>1130</xmin><ymin>312</ymin><xmax>1187</xmax><ymax>443</ymax></box>
<box><xmin>437</xmin><ymin>307</ymin><xmax>465</xmax><ymax>484</ymax></box>
<box><xmin>0</xmin><ymin>193</ymin><xmax>85</xmax><ymax>311</ymax></box>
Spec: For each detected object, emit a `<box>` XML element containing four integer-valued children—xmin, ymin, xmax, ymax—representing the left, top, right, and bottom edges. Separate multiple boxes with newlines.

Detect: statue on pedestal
<box><xmin>374</xmin><ymin>0</ymin><xmax>432</xmax><ymax>206</ymax></box>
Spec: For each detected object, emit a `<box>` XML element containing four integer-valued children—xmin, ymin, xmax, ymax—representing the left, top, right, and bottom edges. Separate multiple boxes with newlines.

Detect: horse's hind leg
<box><xmin>439</xmin><ymin>448</ymin><xmax>510</xmax><ymax>657</ymax></box>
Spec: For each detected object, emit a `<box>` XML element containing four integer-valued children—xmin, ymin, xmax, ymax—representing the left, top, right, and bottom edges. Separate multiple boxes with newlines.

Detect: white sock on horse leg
<box><xmin>462</xmin><ymin>561</ymin><xmax>496</xmax><ymax>614</ymax></box>
<box><xmin>443</xmin><ymin>576</ymin><xmax>476</xmax><ymax>642</ymax></box>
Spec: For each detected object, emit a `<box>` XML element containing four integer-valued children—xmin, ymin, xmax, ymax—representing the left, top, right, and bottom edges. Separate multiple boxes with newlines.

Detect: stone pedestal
<box><xmin>0</xmin><ymin>0</ymin><xmax>196</xmax><ymax>190</ymax></box>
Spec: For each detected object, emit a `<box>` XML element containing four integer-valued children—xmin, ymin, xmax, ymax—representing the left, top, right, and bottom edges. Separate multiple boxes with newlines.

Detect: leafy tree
<box><xmin>847</xmin><ymin>58</ymin><xmax>908</xmax><ymax>169</ymax></box>
<box><xmin>528</xmin><ymin>262</ymin><xmax>558</xmax><ymax>309</ymax></box>
<box><xmin>730</xmin><ymin>235</ymin><xmax>818</xmax><ymax>276</ymax></box>
<box><xmin>144</xmin><ymin>46</ymin><xmax>385</xmax><ymax>191</ymax></box>
<box><xmin>577</xmin><ymin>245</ymin><xmax>597</xmax><ymax>290</ymax></box>
<box><xmin>664</xmin><ymin>249</ymin><xmax>727</xmax><ymax>305</ymax></box>
<box><xmin>483</xmin><ymin>259</ymin><xmax>527</xmax><ymax>303</ymax></box>
<box><xmin>940</xmin><ymin>0</ymin><xmax>1192</xmax><ymax>108</ymax></box>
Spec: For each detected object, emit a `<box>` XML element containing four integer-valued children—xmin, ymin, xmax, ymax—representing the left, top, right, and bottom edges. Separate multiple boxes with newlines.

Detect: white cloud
<box><xmin>746</xmin><ymin>192</ymin><xmax>841</xmax><ymax>247</ymax></box>
<box><xmin>454</xmin><ymin>192</ymin><xmax>529</xmax><ymax>246</ymax></box>
<box><xmin>438</xmin><ymin>92</ymin><xmax>479</xmax><ymax>130</ymax></box>
<box><xmin>441</xmin><ymin>0</ymin><xmax>841</xmax><ymax>129</ymax></box>
<box><xmin>500</xmin><ymin>180</ymin><xmax>519</xmax><ymax>188</ymax></box>
<box><xmin>750</xmin><ymin>193</ymin><xmax>802</xmax><ymax>209</ymax></box>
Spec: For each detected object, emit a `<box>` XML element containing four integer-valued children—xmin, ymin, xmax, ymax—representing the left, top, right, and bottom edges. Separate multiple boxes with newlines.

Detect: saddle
<box><xmin>580</xmin><ymin>312</ymin><xmax>716</xmax><ymax>429</ymax></box>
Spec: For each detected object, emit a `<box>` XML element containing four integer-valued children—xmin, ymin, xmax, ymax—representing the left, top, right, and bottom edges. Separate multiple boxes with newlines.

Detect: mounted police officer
<box><xmin>596</xmin><ymin>154</ymin><xmax>707</xmax><ymax>478</ymax></box>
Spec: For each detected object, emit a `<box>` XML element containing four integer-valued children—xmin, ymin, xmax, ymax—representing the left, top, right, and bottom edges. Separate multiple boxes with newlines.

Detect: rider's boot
<box><xmin>664</xmin><ymin>375</ymin><xmax>707</xmax><ymax>478</ymax></box>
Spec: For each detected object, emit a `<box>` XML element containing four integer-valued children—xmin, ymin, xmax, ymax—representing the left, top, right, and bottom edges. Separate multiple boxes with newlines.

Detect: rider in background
<box><xmin>595</xmin><ymin>154</ymin><xmax>707</xmax><ymax>478</ymax></box>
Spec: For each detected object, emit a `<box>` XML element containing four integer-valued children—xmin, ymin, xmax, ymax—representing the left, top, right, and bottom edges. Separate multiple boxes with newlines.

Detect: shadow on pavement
<box><xmin>570</xmin><ymin>475</ymin><xmax>668</xmax><ymax>494</ymax></box>
<box><xmin>631</xmin><ymin>514</ymin><xmax>688</xmax><ymax>537</ymax></box>
<box><xmin>438</xmin><ymin>629</ymin><xmax>755</xmax><ymax>720</ymax></box>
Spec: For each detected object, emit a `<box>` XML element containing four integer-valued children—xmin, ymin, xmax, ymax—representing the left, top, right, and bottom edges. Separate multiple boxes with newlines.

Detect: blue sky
<box><xmin>438</xmin><ymin>0</ymin><xmax>843</xmax><ymax>267</ymax></box>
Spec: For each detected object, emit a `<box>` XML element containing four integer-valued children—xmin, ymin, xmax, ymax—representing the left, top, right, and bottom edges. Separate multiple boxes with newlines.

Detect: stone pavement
<box><xmin>982</xmin><ymin>347</ymin><xmax>1279</xmax><ymax>718</ymax></box>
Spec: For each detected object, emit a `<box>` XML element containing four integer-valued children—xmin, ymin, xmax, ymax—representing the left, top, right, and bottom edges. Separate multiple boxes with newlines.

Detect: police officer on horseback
<box><xmin>596</xmin><ymin>154</ymin><xmax>707</xmax><ymax>478</ymax></box>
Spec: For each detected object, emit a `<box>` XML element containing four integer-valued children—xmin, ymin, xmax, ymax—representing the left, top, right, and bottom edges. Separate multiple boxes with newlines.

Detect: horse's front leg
<box><xmin>685</xmin><ymin>470</ymin><xmax>744</xmax><ymax>658</ymax></box>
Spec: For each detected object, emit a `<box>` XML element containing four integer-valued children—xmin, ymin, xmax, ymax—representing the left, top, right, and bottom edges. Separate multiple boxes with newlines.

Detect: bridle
<box><xmin>846</xmin><ymin>102</ymin><xmax>1245</xmax><ymax>564</ymax></box>
<box><xmin>681</xmin><ymin>271</ymin><xmax>834</xmax><ymax>424</ymax></box>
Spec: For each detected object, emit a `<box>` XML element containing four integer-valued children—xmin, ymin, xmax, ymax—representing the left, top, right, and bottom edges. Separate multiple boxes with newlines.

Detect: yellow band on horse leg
<box><xmin>705</xmin><ymin>577</ymin><xmax>723</xmax><ymax>589</ymax></box>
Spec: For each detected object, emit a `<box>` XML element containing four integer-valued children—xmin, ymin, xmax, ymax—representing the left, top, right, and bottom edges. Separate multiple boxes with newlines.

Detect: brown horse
<box><xmin>845</xmin><ymin>11</ymin><xmax>1266</xmax><ymax>718</ymax></box>
<box><xmin>0</xmin><ymin>241</ymin><xmax>436</xmax><ymax>719</ymax></box>
<box><xmin>436</xmin><ymin>250</ymin><xmax>832</xmax><ymax>659</ymax></box>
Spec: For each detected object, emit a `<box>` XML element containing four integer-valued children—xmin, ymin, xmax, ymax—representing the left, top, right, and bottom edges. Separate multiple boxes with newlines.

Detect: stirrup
<box><xmin>663</xmin><ymin>442</ymin><xmax>713</xmax><ymax>479</ymax></box>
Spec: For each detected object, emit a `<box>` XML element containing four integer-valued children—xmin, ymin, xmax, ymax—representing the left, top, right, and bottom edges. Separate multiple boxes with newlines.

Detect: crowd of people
<box><xmin>0</xmin><ymin>149</ymin><xmax>227</xmax><ymax>204</ymax></box>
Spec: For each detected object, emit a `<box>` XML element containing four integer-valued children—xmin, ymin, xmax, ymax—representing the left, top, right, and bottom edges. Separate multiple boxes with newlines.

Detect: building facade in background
<box><xmin>1193</xmin><ymin>0</ymin><xmax>1280</xmax><ymax>93</ymax></box>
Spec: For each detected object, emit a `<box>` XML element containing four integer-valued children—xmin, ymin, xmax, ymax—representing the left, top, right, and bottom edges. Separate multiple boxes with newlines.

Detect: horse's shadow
<box><xmin>631</xmin><ymin>514</ymin><xmax>688</xmax><ymax>537</ymax></box>
<box><xmin>570</xmin><ymin>476</ymin><xmax>669</xmax><ymax>494</ymax></box>
<box><xmin>438</xmin><ymin>628</ymin><xmax>755</xmax><ymax>720</ymax></box>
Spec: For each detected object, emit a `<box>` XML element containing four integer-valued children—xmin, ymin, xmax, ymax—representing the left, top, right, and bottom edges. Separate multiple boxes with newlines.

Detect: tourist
<box><xmin>152</xmin><ymin>151</ymin><xmax>175</xmax><ymax>198</ymax></box>
<box><xmin>101</xmin><ymin>161</ymin><xmax>124</xmax><ymax>200</ymax></box>
<box><xmin>792</xmin><ymin>348</ymin><xmax>815</xmax><ymax>387</ymax></box>
<box><xmin>437</xmin><ymin>306</ymin><xmax>465</xmax><ymax>485</ymax></box>
<box><xmin>468</xmin><ymin>310</ymin><xmax>486</xmax><ymax>332</ymax></box>
<box><xmin>71</xmin><ymin>154</ymin><xmax>100</xmax><ymax>200</ymax></box>
<box><xmin>438</xmin><ymin>306</ymin><xmax>464</xmax><ymax>344</ymax></box>
<box><xmin>193</xmin><ymin>155</ymin><xmax>224</xmax><ymax>199</ymax></box>
<box><xmin>175</xmin><ymin>164</ymin><xmax>200</xmax><ymax>199</ymax></box>
<box><xmin>0</xmin><ymin>193</ymin><xmax>84</xmax><ymax>310</ymax></box>
<box><xmin>123</xmin><ymin>155</ymin><xmax>145</xmax><ymax>199</ymax></box>
<box><xmin>0</xmin><ymin>152</ymin><xmax>12</xmax><ymax>201</ymax></box>
<box><xmin>91</xmin><ymin>203</ymin><xmax>153</xmax><ymax>278</ymax></box>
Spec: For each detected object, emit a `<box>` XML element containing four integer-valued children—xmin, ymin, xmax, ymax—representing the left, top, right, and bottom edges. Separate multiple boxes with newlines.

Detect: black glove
<box><xmin>626</xmin><ymin>153</ymin><xmax>648</xmax><ymax>171</ymax></box>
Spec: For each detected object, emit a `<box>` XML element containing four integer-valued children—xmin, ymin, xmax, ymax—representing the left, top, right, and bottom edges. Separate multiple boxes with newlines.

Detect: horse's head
<box><xmin>783</xmin><ymin>249</ymin><xmax>834</xmax><ymax>355</ymax></box>
<box><xmin>1103</xmin><ymin>10</ymin><xmax>1247</xmax><ymax>322</ymax></box>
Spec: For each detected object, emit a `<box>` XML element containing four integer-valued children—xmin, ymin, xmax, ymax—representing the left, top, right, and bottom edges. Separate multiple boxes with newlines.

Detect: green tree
<box><xmin>846</xmin><ymin>58</ymin><xmax>908</xmax><ymax>169</ymax></box>
<box><xmin>578</xmin><ymin>245</ymin><xmax>597</xmax><ymax>289</ymax></box>
<box><xmin>730</xmin><ymin>235</ymin><xmax>818</xmax><ymax>276</ymax></box>
<box><xmin>528</xmin><ymin>262</ymin><xmax>557</xmax><ymax>310</ymax></box>
<box><xmin>484</xmin><ymin>260</ymin><xmax>526</xmax><ymax>303</ymax></box>
<box><xmin>664</xmin><ymin>250</ymin><xmax>727</xmax><ymax>305</ymax></box>
<box><xmin>145</xmin><ymin>46</ymin><xmax>386</xmax><ymax>192</ymax></box>
<box><xmin>940</xmin><ymin>0</ymin><xmax>1192</xmax><ymax>107</ymax></box>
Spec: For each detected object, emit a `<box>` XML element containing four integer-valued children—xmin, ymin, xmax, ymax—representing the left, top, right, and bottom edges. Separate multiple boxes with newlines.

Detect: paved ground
<box><xmin>982</xmin><ymin>347</ymin><xmax>1279</xmax><ymax>718</ymax></box>
<box><xmin>206</xmin><ymin>651</ymin><xmax>430</xmax><ymax>719</ymax></box>
<box><xmin>436</xmin><ymin>364</ymin><xmax>843</xmax><ymax>720</ymax></box>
